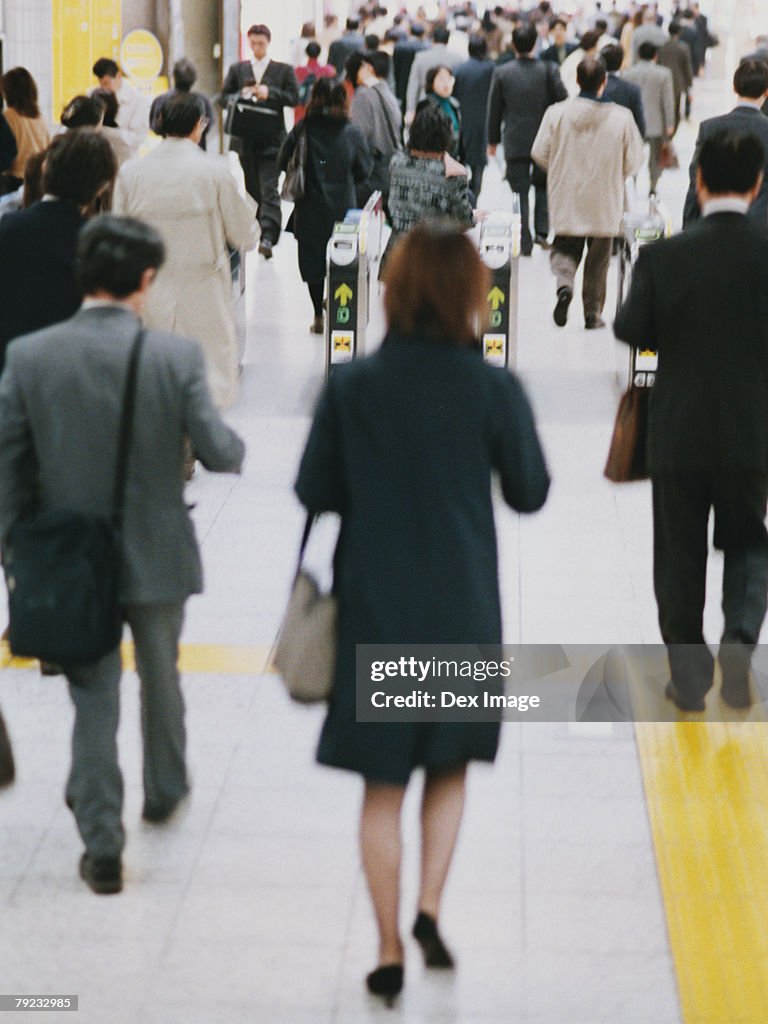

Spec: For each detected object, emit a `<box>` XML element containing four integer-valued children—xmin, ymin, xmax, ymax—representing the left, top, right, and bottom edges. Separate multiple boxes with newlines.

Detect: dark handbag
<box><xmin>604</xmin><ymin>386</ymin><xmax>650</xmax><ymax>483</ymax></box>
<box><xmin>2</xmin><ymin>329</ymin><xmax>144</xmax><ymax>666</ymax></box>
<box><xmin>224</xmin><ymin>97</ymin><xmax>282</xmax><ymax>145</ymax></box>
<box><xmin>657</xmin><ymin>140</ymin><xmax>679</xmax><ymax>171</ymax></box>
<box><xmin>272</xmin><ymin>515</ymin><xmax>337</xmax><ymax>703</ymax></box>
<box><xmin>280</xmin><ymin>123</ymin><xmax>307</xmax><ymax>202</ymax></box>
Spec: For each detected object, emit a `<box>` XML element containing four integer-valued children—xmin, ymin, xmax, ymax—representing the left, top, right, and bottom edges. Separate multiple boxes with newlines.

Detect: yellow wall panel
<box><xmin>52</xmin><ymin>0</ymin><xmax>121</xmax><ymax>124</ymax></box>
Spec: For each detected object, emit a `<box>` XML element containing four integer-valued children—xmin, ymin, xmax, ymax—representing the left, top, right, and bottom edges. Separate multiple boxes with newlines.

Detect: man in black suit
<box><xmin>615</xmin><ymin>130</ymin><xmax>768</xmax><ymax>712</ymax></box>
<box><xmin>683</xmin><ymin>60</ymin><xmax>768</xmax><ymax>232</ymax></box>
<box><xmin>657</xmin><ymin>23</ymin><xmax>693</xmax><ymax>132</ymax></box>
<box><xmin>453</xmin><ymin>36</ymin><xmax>495</xmax><ymax>198</ymax></box>
<box><xmin>601</xmin><ymin>43</ymin><xmax>646</xmax><ymax>136</ymax></box>
<box><xmin>219</xmin><ymin>23</ymin><xmax>298</xmax><ymax>259</ymax></box>
<box><xmin>393</xmin><ymin>24</ymin><xmax>428</xmax><ymax>115</ymax></box>
<box><xmin>487</xmin><ymin>23</ymin><xmax>567</xmax><ymax>254</ymax></box>
<box><xmin>540</xmin><ymin>18</ymin><xmax>578</xmax><ymax>65</ymax></box>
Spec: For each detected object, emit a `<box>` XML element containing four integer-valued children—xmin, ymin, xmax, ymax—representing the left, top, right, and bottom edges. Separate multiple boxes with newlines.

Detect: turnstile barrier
<box><xmin>478</xmin><ymin>213</ymin><xmax>521</xmax><ymax>370</ymax></box>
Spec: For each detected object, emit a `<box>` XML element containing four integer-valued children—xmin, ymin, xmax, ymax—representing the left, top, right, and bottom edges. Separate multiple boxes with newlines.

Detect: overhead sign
<box><xmin>120</xmin><ymin>28</ymin><xmax>163</xmax><ymax>82</ymax></box>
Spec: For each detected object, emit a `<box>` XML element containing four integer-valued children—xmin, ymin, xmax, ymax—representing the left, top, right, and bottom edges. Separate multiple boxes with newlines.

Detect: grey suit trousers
<box><xmin>65</xmin><ymin>603</ymin><xmax>188</xmax><ymax>858</ymax></box>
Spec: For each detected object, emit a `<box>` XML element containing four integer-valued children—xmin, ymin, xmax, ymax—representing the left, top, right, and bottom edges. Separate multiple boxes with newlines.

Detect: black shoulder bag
<box><xmin>3</xmin><ymin>329</ymin><xmax>145</xmax><ymax>667</ymax></box>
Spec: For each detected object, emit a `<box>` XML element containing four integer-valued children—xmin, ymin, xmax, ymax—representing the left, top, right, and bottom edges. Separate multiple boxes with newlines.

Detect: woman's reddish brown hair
<box><xmin>382</xmin><ymin>221</ymin><xmax>488</xmax><ymax>344</ymax></box>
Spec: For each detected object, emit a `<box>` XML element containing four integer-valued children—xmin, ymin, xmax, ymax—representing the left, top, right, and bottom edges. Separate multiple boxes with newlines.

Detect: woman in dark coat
<box><xmin>279</xmin><ymin>78</ymin><xmax>372</xmax><ymax>335</ymax></box>
<box><xmin>295</xmin><ymin>222</ymin><xmax>550</xmax><ymax>1003</ymax></box>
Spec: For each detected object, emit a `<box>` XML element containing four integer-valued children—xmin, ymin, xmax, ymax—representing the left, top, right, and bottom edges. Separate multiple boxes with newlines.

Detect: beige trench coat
<box><xmin>113</xmin><ymin>138</ymin><xmax>258</xmax><ymax>408</ymax></box>
<box><xmin>531</xmin><ymin>97</ymin><xmax>644</xmax><ymax>237</ymax></box>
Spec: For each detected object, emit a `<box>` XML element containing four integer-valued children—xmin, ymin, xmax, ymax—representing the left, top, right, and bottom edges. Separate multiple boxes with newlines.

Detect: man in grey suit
<box><xmin>624</xmin><ymin>42</ymin><xmax>675</xmax><ymax>193</ymax></box>
<box><xmin>0</xmin><ymin>217</ymin><xmax>245</xmax><ymax>894</ymax></box>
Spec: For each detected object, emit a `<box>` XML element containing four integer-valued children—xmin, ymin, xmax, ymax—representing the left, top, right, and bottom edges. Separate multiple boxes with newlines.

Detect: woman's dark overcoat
<box><xmin>295</xmin><ymin>331</ymin><xmax>550</xmax><ymax>784</ymax></box>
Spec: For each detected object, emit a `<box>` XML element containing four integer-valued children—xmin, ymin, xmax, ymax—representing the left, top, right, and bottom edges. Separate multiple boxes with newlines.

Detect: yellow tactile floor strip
<box><xmin>636</xmin><ymin>721</ymin><xmax>768</xmax><ymax>1023</ymax></box>
<box><xmin>0</xmin><ymin>641</ymin><xmax>274</xmax><ymax>675</ymax></box>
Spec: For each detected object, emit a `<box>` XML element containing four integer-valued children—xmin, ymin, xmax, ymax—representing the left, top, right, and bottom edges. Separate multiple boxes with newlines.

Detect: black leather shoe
<box><xmin>79</xmin><ymin>853</ymin><xmax>122</xmax><ymax>895</ymax></box>
<box><xmin>258</xmin><ymin>239</ymin><xmax>273</xmax><ymax>259</ymax></box>
<box><xmin>534</xmin><ymin>234</ymin><xmax>551</xmax><ymax>249</ymax></box>
<box><xmin>584</xmin><ymin>314</ymin><xmax>606</xmax><ymax>330</ymax></box>
<box><xmin>366</xmin><ymin>964</ymin><xmax>403</xmax><ymax>1006</ymax></box>
<box><xmin>413</xmin><ymin>911</ymin><xmax>455</xmax><ymax>968</ymax></box>
<box><xmin>553</xmin><ymin>286</ymin><xmax>572</xmax><ymax>327</ymax></box>
<box><xmin>665</xmin><ymin>680</ymin><xmax>705</xmax><ymax>713</ymax></box>
<box><xmin>142</xmin><ymin>792</ymin><xmax>188</xmax><ymax>824</ymax></box>
<box><xmin>0</xmin><ymin>711</ymin><xmax>15</xmax><ymax>788</ymax></box>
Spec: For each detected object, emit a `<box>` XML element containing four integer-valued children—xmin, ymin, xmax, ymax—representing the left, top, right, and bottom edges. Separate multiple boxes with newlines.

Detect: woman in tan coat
<box><xmin>113</xmin><ymin>93</ymin><xmax>258</xmax><ymax>409</ymax></box>
<box><xmin>0</xmin><ymin>68</ymin><xmax>49</xmax><ymax>195</ymax></box>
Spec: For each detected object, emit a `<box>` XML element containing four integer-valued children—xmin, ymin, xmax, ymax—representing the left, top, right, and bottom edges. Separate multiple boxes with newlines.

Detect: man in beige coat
<box><xmin>532</xmin><ymin>55</ymin><xmax>643</xmax><ymax>329</ymax></box>
<box><xmin>113</xmin><ymin>94</ymin><xmax>259</xmax><ymax>408</ymax></box>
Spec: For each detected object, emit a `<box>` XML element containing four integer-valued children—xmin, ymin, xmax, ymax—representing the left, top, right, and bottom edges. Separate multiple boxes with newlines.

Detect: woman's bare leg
<box><xmin>360</xmin><ymin>781</ymin><xmax>407</xmax><ymax>965</ymax></box>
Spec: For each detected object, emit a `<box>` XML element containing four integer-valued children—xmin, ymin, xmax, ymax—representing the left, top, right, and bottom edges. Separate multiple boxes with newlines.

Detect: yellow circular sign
<box><xmin>120</xmin><ymin>29</ymin><xmax>163</xmax><ymax>83</ymax></box>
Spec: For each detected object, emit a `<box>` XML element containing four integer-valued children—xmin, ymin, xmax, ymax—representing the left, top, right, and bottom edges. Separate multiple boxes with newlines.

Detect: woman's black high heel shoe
<box><xmin>366</xmin><ymin>964</ymin><xmax>404</xmax><ymax>1006</ymax></box>
<box><xmin>413</xmin><ymin>911</ymin><xmax>455</xmax><ymax>968</ymax></box>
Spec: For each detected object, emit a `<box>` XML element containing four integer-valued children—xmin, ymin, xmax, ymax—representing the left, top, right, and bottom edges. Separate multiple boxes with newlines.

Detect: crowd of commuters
<box><xmin>1</xmin><ymin>0</ymin><xmax>768</xmax><ymax>1009</ymax></box>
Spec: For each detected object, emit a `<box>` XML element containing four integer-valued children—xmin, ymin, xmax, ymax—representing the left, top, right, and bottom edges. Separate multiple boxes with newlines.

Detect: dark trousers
<box><xmin>65</xmin><ymin>603</ymin><xmax>188</xmax><ymax>858</ymax></box>
<box><xmin>237</xmin><ymin>144</ymin><xmax>282</xmax><ymax>244</ymax></box>
<box><xmin>468</xmin><ymin>163</ymin><xmax>486</xmax><ymax>201</ymax></box>
<box><xmin>550</xmin><ymin>235</ymin><xmax>612</xmax><ymax>318</ymax></box>
<box><xmin>652</xmin><ymin>471</ymin><xmax>768</xmax><ymax>700</ymax></box>
<box><xmin>505</xmin><ymin>157</ymin><xmax>548</xmax><ymax>252</ymax></box>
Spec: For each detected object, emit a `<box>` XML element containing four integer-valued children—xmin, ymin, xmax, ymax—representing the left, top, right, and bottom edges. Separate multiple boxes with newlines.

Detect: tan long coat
<box><xmin>531</xmin><ymin>97</ymin><xmax>643</xmax><ymax>237</ymax></box>
<box><xmin>113</xmin><ymin>138</ymin><xmax>258</xmax><ymax>409</ymax></box>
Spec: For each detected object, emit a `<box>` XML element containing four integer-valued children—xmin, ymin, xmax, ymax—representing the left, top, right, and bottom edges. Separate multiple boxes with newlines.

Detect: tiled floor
<box><xmin>0</xmin><ymin>68</ymin><xmax>760</xmax><ymax>1023</ymax></box>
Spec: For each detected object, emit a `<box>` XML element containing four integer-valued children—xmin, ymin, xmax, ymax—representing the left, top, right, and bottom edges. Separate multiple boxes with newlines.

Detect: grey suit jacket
<box><xmin>0</xmin><ymin>306</ymin><xmax>245</xmax><ymax>604</ymax></box>
<box><xmin>623</xmin><ymin>60</ymin><xmax>674</xmax><ymax>138</ymax></box>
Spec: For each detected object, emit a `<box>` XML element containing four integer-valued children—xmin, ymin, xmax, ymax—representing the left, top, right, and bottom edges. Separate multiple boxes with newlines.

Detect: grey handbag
<box><xmin>272</xmin><ymin>516</ymin><xmax>337</xmax><ymax>703</ymax></box>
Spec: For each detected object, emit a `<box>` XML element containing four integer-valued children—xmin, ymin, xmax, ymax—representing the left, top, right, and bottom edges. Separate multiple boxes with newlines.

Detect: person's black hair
<box><xmin>247</xmin><ymin>24</ymin><xmax>271</xmax><ymax>40</ymax></box>
<box><xmin>595</xmin><ymin>18</ymin><xmax>608</xmax><ymax>32</ymax></box>
<box><xmin>77</xmin><ymin>215</ymin><xmax>165</xmax><ymax>298</ymax></box>
<box><xmin>668</xmin><ymin>21</ymin><xmax>682</xmax><ymax>36</ymax></box>
<box><xmin>345</xmin><ymin>50</ymin><xmax>371</xmax><ymax>86</ymax></box>
<box><xmin>172</xmin><ymin>57</ymin><xmax>197</xmax><ymax>91</ymax></box>
<box><xmin>369</xmin><ymin>51</ymin><xmax>390</xmax><ymax>79</ymax></box>
<box><xmin>638</xmin><ymin>41</ymin><xmax>658</xmax><ymax>60</ymax></box>
<box><xmin>365</xmin><ymin>33</ymin><xmax>380</xmax><ymax>50</ymax></box>
<box><xmin>61</xmin><ymin>94</ymin><xmax>104</xmax><ymax>128</ymax></box>
<box><xmin>411</xmin><ymin>23</ymin><xmax>426</xmax><ymax>37</ymax></box>
<box><xmin>346</xmin><ymin>16</ymin><xmax>360</xmax><ymax>31</ymax></box>
<box><xmin>306</xmin><ymin>76</ymin><xmax>349</xmax><ymax>118</ymax></box>
<box><xmin>92</xmin><ymin>57</ymin><xmax>119</xmax><ymax>79</ymax></box>
<box><xmin>578</xmin><ymin>29</ymin><xmax>601</xmax><ymax>51</ymax></box>
<box><xmin>600</xmin><ymin>43</ymin><xmax>624</xmax><ymax>72</ymax></box>
<box><xmin>92</xmin><ymin>88</ymin><xmax>119</xmax><ymax>127</ymax></box>
<box><xmin>513</xmin><ymin>24</ymin><xmax>537</xmax><ymax>54</ymax></box>
<box><xmin>43</xmin><ymin>129</ymin><xmax>117</xmax><ymax>207</ymax></box>
<box><xmin>550</xmin><ymin>16</ymin><xmax>567</xmax><ymax>29</ymax></box>
<box><xmin>576</xmin><ymin>55</ymin><xmax>607</xmax><ymax>92</ymax></box>
<box><xmin>408</xmin><ymin>102</ymin><xmax>452</xmax><ymax>152</ymax></box>
<box><xmin>1</xmin><ymin>67</ymin><xmax>40</xmax><ymax>117</ymax></box>
<box><xmin>698</xmin><ymin>129</ymin><xmax>764</xmax><ymax>194</ymax></box>
<box><xmin>305</xmin><ymin>40</ymin><xmax>321</xmax><ymax>59</ymax></box>
<box><xmin>734</xmin><ymin>59</ymin><xmax>768</xmax><ymax>99</ymax></box>
<box><xmin>161</xmin><ymin>92</ymin><xmax>206</xmax><ymax>137</ymax></box>
<box><xmin>432</xmin><ymin>23</ymin><xmax>450</xmax><ymax>45</ymax></box>
<box><xmin>468</xmin><ymin>35</ymin><xmax>488</xmax><ymax>59</ymax></box>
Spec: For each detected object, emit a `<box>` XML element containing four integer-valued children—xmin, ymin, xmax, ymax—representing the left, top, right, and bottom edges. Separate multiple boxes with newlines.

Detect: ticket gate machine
<box><xmin>478</xmin><ymin>213</ymin><xmax>521</xmax><ymax>369</ymax></box>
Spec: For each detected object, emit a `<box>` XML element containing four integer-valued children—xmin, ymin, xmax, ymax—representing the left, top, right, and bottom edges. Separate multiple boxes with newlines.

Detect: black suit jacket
<box><xmin>393</xmin><ymin>38</ymin><xmax>428</xmax><ymax>104</ymax></box>
<box><xmin>220</xmin><ymin>59</ymin><xmax>299</xmax><ymax>154</ymax></box>
<box><xmin>602</xmin><ymin>73</ymin><xmax>645</xmax><ymax>137</ymax></box>
<box><xmin>540</xmin><ymin>42</ymin><xmax>578</xmax><ymax>65</ymax></box>
<box><xmin>682</xmin><ymin>106</ymin><xmax>768</xmax><ymax>231</ymax></box>
<box><xmin>487</xmin><ymin>57</ymin><xmax>567</xmax><ymax>159</ymax></box>
<box><xmin>0</xmin><ymin>113</ymin><xmax>17</xmax><ymax>174</ymax></box>
<box><xmin>452</xmin><ymin>57</ymin><xmax>495</xmax><ymax>166</ymax></box>
<box><xmin>0</xmin><ymin>199</ymin><xmax>84</xmax><ymax>372</ymax></box>
<box><xmin>614</xmin><ymin>213</ymin><xmax>768</xmax><ymax>473</ymax></box>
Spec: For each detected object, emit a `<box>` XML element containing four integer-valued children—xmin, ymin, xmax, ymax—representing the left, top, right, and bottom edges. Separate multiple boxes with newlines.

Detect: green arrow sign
<box><xmin>488</xmin><ymin>286</ymin><xmax>505</xmax><ymax>311</ymax></box>
<box><xmin>335</xmin><ymin>283</ymin><xmax>354</xmax><ymax>306</ymax></box>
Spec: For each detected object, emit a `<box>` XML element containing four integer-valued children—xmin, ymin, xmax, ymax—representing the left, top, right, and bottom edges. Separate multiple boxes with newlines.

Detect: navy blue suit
<box><xmin>453</xmin><ymin>56</ymin><xmax>495</xmax><ymax>197</ymax></box>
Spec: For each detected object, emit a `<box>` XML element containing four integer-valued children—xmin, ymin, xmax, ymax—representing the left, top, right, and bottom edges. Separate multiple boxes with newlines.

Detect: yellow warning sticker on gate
<box><xmin>331</xmin><ymin>331</ymin><xmax>354</xmax><ymax>364</ymax></box>
<box><xmin>483</xmin><ymin>333</ymin><xmax>506</xmax><ymax>367</ymax></box>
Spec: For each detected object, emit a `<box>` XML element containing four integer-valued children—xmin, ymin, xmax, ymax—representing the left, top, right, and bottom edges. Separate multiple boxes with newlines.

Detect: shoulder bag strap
<box><xmin>112</xmin><ymin>327</ymin><xmax>145</xmax><ymax>530</ymax></box>
<box><xmin>295</xmin><ymin>513</ymin><xmax>314</xmax><ymax>575</ymax></box>
<box><xmin>371</xmin><ymin>85</ymin><xmax>401</xmax><ymax>150</ymax></box>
